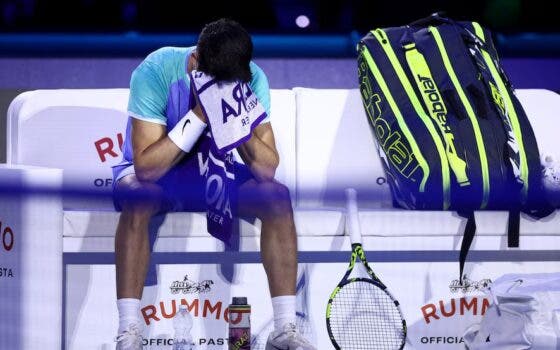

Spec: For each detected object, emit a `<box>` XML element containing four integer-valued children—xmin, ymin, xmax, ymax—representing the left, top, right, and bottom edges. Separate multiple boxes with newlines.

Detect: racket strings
<box><xmin>329</xmin><ymin>281</ymin><xmax>405</xmax><ymax>349</ymax></box>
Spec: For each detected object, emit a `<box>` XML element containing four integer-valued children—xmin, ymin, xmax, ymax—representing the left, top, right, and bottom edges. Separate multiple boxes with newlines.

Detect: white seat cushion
<box><xmin>358</xmin><ymin>209</ymin><xmax>560</xmax><ymax>236</ymax></box>
<box><xmin>294</xmin><ymin>88</ymin><xmax>393</xmax><ymax>209</ymax></box>
<box><xmin>8</xmin><ymin>89</ymin><xmax>297</xmax><ymax>210</ymax></box>
<box><xmin>62</xmin><ymin>208</ymin><xmax>344</xmax><ymax>238</ymax></box>
<box><xmin>516</xmin><ymin>89</ymin><xmax>560</xmax><ymax>163</ymax></box>
<box><xmin>265</xmin><ymin>89</ymin><xmax>297</xmax><ymax>201</ymax></box>
<box><xmin>8</xmin><ymin>89</ymin><xmax>130</xmax><ymax>210</ymax></box>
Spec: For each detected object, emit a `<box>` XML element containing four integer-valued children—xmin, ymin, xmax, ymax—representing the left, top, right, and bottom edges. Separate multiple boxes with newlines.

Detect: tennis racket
<box><xmin>326</xmin><ymin>188</ymin><xmax>407</xmax><ymax>349</ymax></box>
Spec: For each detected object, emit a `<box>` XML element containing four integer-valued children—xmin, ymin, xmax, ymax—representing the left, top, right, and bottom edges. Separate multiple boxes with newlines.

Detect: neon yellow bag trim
<box><xmin>472</xmin><ymin>22</ymin><xmax>529</xmax><ymax>201</ymax></box>
<box><xmin>371</xmin><ymin>29</ymin><xmax>450</xmax><ymax>208</ymax></box>
<box><xmin>430</xmin><ymin>26</ymin><xmax>490</xmax><ymax>209</ymax></box>
<box><xmin>360</xmin><ymin>47</ymin><xmax>430</xmax><ymax>192</ymax></box>
<box><xmin>404</xmin><ymin>41</ymin><xmax>470</xmax><ymax>188</ymax></box>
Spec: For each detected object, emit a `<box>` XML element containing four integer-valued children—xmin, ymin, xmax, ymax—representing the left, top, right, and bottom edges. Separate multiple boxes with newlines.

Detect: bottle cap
<box><xmin>231</xmin><ymin>297</ymin><xmax>248</xmax><ymax>305</ymax></box>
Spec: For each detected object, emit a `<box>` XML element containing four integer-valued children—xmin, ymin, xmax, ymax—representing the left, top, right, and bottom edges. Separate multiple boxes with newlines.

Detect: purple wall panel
<box><xmin>501</xmin><ymin>58</ymin><xmax>560</xmax><ymax>90</ymax></box>
<box><xmin>1</xmin><ymin>57</ymin><xmax>557</xmax><ymax>91</ymax></box>
<box><xmin>0</xmin><ymin>58</ymin><xmax>140</xmax><ymax>89</ymax></box>
<box><xmin>0</xmin><ymin>56</ymin><xmax>558</xmax><ymax>163</ymax></box>
<box><xmin>0</xmin><ymin>58</ymin><xmax>361</xmax><ymax>89</ymax></box>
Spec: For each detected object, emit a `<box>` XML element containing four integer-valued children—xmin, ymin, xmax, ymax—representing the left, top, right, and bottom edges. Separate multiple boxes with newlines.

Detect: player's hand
<box><xmin>192</xmin><ymin>95</ymin><xmax>207</xmax><ymax>123</ymax></box>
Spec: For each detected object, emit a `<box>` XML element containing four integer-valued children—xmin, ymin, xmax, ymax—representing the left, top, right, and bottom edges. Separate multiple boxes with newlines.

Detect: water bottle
<box><xmin>173</xmin><ymin>304</ymin><xmax>194</xmax><ymax>350</ymax></box>
<box><xmin>228</xmin><ymin>297</ymin><xmax>251</xmax><ymax>350</ymax></box>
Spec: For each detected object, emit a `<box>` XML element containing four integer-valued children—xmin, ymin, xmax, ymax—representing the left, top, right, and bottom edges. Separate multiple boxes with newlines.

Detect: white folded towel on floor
<box><xmin>190</xmin><ymin>70</ymin><xmax>267</xmax><ymax>154</ymax></box>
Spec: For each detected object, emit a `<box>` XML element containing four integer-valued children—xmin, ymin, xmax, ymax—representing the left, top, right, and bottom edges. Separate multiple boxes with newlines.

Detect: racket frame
<box><xmin>325</xmin><ymin>189</ymin><xmax>407</xmax><ymax>350</ymax></box>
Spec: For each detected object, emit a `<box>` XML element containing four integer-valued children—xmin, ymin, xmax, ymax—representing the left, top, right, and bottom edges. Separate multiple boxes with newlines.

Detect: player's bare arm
<box><xmin>132</xmin><ymin>103</ymin><xmax>206</xmax><ymax>182</ymax></box>
<box><xmin>237</xmin><ymin>122</ymin><xmax>279</xmax><ymax>182</ymax></box>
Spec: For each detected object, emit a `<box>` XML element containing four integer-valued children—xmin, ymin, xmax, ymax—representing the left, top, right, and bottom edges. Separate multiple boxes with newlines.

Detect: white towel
<box><xmin>190</xmin><ymin>70</ymin><xmax>267</xmax><ymax>154</ymax></box>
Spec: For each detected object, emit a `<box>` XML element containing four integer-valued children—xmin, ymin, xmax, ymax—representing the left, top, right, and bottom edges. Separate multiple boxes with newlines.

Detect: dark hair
<box><xmin>196</xmin><ymin>18</ymin><xmax>253</xmax><ymax>82</ymax></box>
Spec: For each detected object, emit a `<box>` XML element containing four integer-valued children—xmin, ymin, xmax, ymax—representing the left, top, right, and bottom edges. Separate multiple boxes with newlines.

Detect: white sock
<box><xmin>117</xmin><ymin>298</ymin><xmax>141</xmax><ymax>334</ymax></box>
<box><xmin>272</xmin><ymin>295</ymin><xmax>296</xmax><ymax>333</ymax></box>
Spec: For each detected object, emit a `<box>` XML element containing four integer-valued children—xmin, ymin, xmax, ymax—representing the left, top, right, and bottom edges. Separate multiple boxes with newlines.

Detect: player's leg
<box><xmin>115</xmin><ymin>174</ymin><xmax>163</xmax><ymax>299</ymax></box>
<box><xmin>238</xmin><ymin>179</ymin><xmax>316</xmax><ymax>349</ymax></box>
<box><xmin>114</xmin><ymin>174</ymin><xmax>163</xmax><ymax>349</ymax></box>
<box><xmin>237</xmin><ymin>179</ymin><xmax>297</xmax><ymax>297</ymax></box>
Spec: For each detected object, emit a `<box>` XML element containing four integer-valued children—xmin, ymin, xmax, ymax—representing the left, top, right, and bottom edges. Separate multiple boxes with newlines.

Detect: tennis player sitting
<box><xmin>111</xmin><ymin>18</ymin><xmax>316</xmax><ymax>350</ymax></box>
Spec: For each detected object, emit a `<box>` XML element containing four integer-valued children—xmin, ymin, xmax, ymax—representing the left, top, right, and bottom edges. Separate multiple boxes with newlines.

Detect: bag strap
<box><xmin>459</xmin><ymin>211</ymin><xmax>476</xmax><ymax>284</ymax></box>
<box><xmin>508</xmin><ymin>209</ymin><xmax>520</xmax><ymax>248</ymax></box>
<box><xmin>408</xmin><ymin>12</ymin><xmax>451</xmax><ymax>28</ymax></box>
<box><xmin>460</xmin><ymin>210</ymin><xmax>520</xmax><ymax>281</ymax></box>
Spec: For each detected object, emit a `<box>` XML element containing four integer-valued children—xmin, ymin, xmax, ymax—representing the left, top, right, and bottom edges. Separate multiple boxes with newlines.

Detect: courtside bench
<box><xmin>1</xmin><ymin>88</ymin><xmax>559</xmax><ymax>349</ymax></box>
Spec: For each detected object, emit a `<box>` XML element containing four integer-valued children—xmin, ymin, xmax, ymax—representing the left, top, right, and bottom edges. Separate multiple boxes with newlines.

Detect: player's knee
<box><xmin>259</xmin><ymin>182</ymin><xmax>293</xmax><ymax>218</ymax></box>
<box><xmin>115</xmin><ymin>175</ymin><xmax>162</xmax><ymax>231</ymax></box>
<box><xmin>119</xmin><ymin>206</ymin><xmax>155</xmax><ymax>233</ymax></box>
<box><xmin>263</xmin><ymin>181</ymin><xmax>291</xmax><ymax>201</ymax></box>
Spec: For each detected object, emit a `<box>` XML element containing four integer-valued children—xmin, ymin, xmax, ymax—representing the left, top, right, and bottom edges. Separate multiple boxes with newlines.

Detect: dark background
<box><xmin>0</xmin><ymin>0</ymin><xmax>557</xmax><ymax>34</ymax></box>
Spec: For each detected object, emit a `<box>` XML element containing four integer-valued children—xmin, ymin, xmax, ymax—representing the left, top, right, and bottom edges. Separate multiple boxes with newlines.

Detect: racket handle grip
<box><xmin>345</xmin><ymin>188</ymin><xmax>362</xmax><ymax>244</ymax></box>
<box><xmin>345</xmin><ymin>188</ymin><xmax>358</xmax><ymax>204</ymax></box>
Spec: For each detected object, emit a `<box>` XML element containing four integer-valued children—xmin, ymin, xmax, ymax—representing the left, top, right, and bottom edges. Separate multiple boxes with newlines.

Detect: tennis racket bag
<box><xmin>357</xmin><ymin>13</ymin><xmax>552</xmax><ymax>279</ymax></box>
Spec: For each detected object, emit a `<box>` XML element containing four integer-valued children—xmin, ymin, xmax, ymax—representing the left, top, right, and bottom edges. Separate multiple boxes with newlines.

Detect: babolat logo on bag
<box><xmin>358</xmin><ymin>47</ymin><xmax>433</xmax><ymax>208</ymax></box>
<box><xmin>365</xmin><ymin>91</ymin><xmax>422</xmax><ymax>180</ymax></box>
<box><xmin>358</xmin><ymin>52</ymin><xmax>424</xmax><ymax>184</ymax></box>
<box><xmin>358</xmin><ymin>13</ymin><xmax>550</xmax><ymax>211</ymax></box>
<box><xmin>358</xmin><ymin>12</ymin><xmax>553</xmax><ymax>279</ymax></box>
<box><xmin>413</xmin><ymin>69</ymin><xmax>470</xmax><ymax>187</ymax></box>
<box><xmin>417</xmin><ymin>75</ymin><xmax>448</xmax><ymax>124</ymax></box>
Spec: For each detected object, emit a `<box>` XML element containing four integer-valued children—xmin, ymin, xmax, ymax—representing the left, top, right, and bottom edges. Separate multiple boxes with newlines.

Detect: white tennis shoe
<box><xmin>115</xmin><ymin>323</ymin><xmax>143</xmax><ymax>350</ymax></box>
<box><xmin>265</xmin><ymin>323</ymin><xmax>316</xmax><ymax>350</ymax></box>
